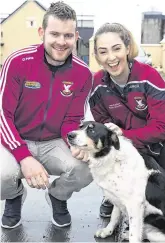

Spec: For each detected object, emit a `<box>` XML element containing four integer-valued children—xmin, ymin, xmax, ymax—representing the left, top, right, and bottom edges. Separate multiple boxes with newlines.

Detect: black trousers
<box><xmin>139</xmin><ymin>142</ymin><xmax>165</xmax><ymax>170</ymax></box>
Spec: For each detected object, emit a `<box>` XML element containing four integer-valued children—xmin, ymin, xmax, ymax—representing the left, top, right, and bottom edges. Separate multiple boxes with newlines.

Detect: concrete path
<box><xmin>1</xmin><ymin>179</ymin><xmax>115</xmax><ymax>242</ymax></box>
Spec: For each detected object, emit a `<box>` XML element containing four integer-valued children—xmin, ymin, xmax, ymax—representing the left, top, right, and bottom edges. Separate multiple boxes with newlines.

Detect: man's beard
<box><xmin>44</xmin><ymin>49</ymin><xmax>67</xmax><ymax>66</ymax></box>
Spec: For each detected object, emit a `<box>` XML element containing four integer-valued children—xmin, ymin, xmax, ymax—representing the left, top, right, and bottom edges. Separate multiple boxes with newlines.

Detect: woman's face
<box><xmin>95</xmin><ymin>32</ymin><xmax>130</xmax><ymax>79</ymax></box>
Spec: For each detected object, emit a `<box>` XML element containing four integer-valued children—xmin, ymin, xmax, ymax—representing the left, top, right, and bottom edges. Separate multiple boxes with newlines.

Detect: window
<box><xmin>26</xmin><ymin>17</ymin><xmax>37</xmax><ymax>28</ymax></box>
<box><xmin>77</xmin><ymin>20</ymin><xmax>94</xmax><ymax>28</ymax></box>
<box><xmin>30</xmin><ymin>20</ymin><xmax>34</xmax><ymax>27</ymax></box>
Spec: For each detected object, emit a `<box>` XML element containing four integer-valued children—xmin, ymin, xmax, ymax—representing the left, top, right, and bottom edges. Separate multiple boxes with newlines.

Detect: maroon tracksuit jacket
<box><xmin>1</xmin><ymin>44</ymin><xmax>93</xmax><ymax>162</ymax></box>
<box><xmin>89</xmin><ymin>60</ymin><xmax>165</xmax><ymax>155</ymax></box>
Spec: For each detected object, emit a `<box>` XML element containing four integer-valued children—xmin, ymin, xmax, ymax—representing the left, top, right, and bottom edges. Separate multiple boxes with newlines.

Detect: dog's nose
<box><xmin>67</xmin><ymin>132</ymin><xmax>76</xmax><ymax>140</ymax></box>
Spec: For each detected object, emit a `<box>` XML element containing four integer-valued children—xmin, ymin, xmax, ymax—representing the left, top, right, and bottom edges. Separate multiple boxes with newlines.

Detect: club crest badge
<box><xmin>134</xmin><ymin>97</ymin><xmax>147</xmax><ymax>111</ymax></box>
<box><xmin>60</xmin><ymin>81</ymin><xmax>73</xmax><ymax>97</ymax></box>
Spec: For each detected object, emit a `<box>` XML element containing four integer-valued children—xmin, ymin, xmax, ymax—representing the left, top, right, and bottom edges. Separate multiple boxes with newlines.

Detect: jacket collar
<box><xmin>102</xmin><ymin>71</ymin><xmax>116</xmax><ymax>89</ymax></box>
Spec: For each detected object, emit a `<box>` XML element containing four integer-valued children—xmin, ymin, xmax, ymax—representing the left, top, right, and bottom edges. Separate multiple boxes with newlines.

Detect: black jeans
<box><xmin>139</xmin><ymin>142</ymin><xmax>165</xmax><ymax>170</ymax></box>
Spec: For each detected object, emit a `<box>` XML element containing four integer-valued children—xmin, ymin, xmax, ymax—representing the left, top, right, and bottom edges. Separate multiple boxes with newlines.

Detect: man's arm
<box><xmin>1</xmin><ymin>53</ymin><xmax>49</xmax><ymax>189</ymax></box>
<box><xmin>1</xmin><ymin>56</ymin><xmax>32</xmax><ymax>162</ymax></box>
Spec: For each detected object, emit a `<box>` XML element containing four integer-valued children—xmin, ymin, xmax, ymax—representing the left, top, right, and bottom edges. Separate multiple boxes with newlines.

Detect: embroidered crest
<box><xmin>25</xmin><ymin>81</ymin><xmax>41</xmax><ymax>89</ymax></box>
<box><xmin>134</xmin><ymin>97</ymin><xmax>147</xmax><ymax>111</ymax></box>
<box><xmin>60</xmin><ymin>81</ymin><xmax>73</xmax><ymax>97</ymax></box>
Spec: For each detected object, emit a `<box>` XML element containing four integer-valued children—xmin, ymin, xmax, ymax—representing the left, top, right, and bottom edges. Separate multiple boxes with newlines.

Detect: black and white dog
<box><xmin>67</xmin><ymin>121</ymin><xmax>165</xmax><ymax>243</ymax></box>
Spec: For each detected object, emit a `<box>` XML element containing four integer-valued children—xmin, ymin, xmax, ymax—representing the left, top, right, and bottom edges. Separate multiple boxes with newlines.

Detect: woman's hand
<box><xmin>104</xmin><ymin>122</ymin><xmax>123</xmax><ymax>136</ymax></box>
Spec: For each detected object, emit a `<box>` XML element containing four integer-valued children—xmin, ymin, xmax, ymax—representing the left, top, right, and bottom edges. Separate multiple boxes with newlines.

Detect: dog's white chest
<box><xmin>95</xmin><ymin>169</ymin><xmax>133</xmax><ymax>203</ymax></box>
<box><xmin>90</xmin><ymin>156</ymin><xmax>148</xmax><ymax>211</ymax></box>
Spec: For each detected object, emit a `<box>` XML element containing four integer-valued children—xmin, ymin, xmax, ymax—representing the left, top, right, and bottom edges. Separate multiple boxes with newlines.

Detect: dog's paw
<box><xmin>95</xmin><ymin>228</ymin><xmax>113</xmax><ymax>238</ymax></box>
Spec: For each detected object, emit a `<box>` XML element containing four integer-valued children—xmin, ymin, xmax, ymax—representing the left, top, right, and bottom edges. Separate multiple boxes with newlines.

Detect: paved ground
<box><xmin>1</xmin><ymin>179</ymin><xmax>115</xmax><ymax>242</ymax></box>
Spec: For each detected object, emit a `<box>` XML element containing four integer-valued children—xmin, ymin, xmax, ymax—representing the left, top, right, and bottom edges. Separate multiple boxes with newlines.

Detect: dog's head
<box><xmin>67</xmin><ymin>121</ymin><xmax>120</xmax><ymax>158</ymax></box>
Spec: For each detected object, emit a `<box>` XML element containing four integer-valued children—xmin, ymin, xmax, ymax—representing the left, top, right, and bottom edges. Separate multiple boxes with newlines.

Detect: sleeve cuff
<box><xmin>12</xmin><ymin>145</ymin><xmax>32</xmax><ymax>163</ymax></box>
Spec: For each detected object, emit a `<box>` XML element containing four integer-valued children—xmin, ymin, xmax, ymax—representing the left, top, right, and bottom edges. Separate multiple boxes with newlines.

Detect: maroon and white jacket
<box><xmin>1</xmin><ymin>44</ymin><xmax>93</xmax><ymax>162</ymax></box>
<box><xmin>89</xmin><ymin>60</ymin><xmax>165</xmax><ymax>154</ymax></box>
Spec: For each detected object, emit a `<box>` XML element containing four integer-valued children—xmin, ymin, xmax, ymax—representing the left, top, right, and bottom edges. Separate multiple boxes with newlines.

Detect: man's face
<box><xmin>39</xmin><ymin>16</ymin><xmax>79</xmax><ymax>65</ymax></box>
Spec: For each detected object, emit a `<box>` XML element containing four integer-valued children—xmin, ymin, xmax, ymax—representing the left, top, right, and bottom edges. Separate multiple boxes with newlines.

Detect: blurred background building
<box><xmin>0</xmin><ymin>0</ymin><xmax>165</xmax><ymax>73</ymax></box>
<box><xmin>0</xmin><ymin>0</ymin><xmax>94</xmax><ymax>68</ymax></box>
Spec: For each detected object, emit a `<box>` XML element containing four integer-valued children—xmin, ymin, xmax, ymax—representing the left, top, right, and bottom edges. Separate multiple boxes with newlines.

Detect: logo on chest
<box><xmin>25</xmin><ymin>81</ymin><xmax>41</xmax><ymax>89</ymax></box>
<box><xmin>60</xmin><ymin>81</ymin><xmax>73</xmax><ymax>97</ymax></box>
<box><xmin>134</xmin><ymin>97</ymin><xmax>147</xmax><ymax>111</ymax></box>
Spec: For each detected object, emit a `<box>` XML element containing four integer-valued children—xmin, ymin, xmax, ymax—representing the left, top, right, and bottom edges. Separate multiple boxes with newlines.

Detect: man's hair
<box><xmin>42</xmin><ymin>1</ymin><xmax>77</xmax><ymax>29</ymax></box>
<box><xmin>94</xmin><ymin>22</ymin><xmax>139</xmax><ymax>61</ymax></box>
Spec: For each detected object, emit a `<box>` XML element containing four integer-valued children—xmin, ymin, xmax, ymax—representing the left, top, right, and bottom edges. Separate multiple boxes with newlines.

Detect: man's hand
<box><xmin>20</xmin><ymin>156</ymin><xmax>50</xmax><ymax>190</ymax></box>
<box><xmin>70</xmin><ymin>146</ymin><xmax>89</xmax><ymax>162</ymax></box>
<box><xmin>104</xmin><ymin>122</ymin><xmax>123</xmax><ymax>136</ymax></box>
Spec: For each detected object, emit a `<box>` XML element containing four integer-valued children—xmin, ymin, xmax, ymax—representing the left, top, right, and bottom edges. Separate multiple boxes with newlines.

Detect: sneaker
<box><xmin>100</xmin><ymin>198</ymin><xmax>113</xmax><ymax>218</ymax></box>
<box><xmin>45</xmin><ymin>192</ymin><xmax>71</xmax><ymax>227</ymax></box>
<box><xmin>1</xmin><ymin>188</ymin><xmax>27</xmax><ymax>229</ymax></box>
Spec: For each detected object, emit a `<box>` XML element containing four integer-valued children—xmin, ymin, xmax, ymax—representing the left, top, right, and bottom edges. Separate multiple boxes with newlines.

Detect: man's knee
<box><xmin>1</xmin><ymin>164</ymin><xmax>20</xmax><ymax>200</ymax></box>
<box><xmin>69</xmin><ymin>161</ymin><xmax>93</xmax><ymax>188</ymax></box>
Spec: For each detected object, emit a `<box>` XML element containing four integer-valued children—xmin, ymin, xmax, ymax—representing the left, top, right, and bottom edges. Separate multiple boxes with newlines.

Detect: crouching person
<box><xmin>89</xmin><ymin>22</ymin><xmax>165</xmax><ymax>218</ymax></box>
<box><xmin>0</xmin><ymin>1</ymin><xmax>93</xmax><ymax>229</ymax></box>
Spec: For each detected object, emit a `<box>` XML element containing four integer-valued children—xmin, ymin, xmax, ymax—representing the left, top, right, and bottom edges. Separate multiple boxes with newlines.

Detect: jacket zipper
<box><xmin>108</xmin><ymin>85</ymin><xmax>129</xmax><ymax>127</ymax></box>
<box><xmin>39</xmin><ymin>71</ymin><xmax>55</xmax><ymax>140</ymax></box>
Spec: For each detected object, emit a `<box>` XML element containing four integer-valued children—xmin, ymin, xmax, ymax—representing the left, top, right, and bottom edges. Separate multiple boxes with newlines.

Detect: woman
<box><xmin>89</xmin><ymin>22</ymin><xmax>165</xmax><ymax>217</ymax></box>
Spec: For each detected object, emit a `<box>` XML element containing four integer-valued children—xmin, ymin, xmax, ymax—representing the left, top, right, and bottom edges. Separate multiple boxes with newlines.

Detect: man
<box><xmin>0</xmin><ymin>1</ymin><xmax>93</xmax><ymax>229</ymax></box>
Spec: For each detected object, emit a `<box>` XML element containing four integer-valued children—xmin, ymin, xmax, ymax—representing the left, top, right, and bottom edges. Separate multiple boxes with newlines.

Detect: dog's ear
<box><xmin>111</xmin><ymin>133</ymin><xmax>120</xmax><ymax>150</ymax></box>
